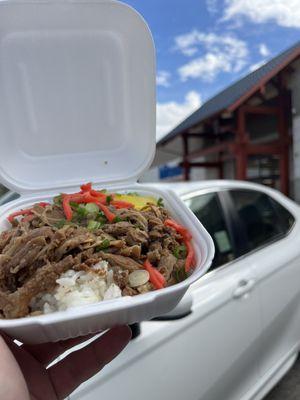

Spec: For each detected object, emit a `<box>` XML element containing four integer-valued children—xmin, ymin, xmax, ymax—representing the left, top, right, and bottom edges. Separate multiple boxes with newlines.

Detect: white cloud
<box><xmin>175</xmin><ymin>30</ymin><xmax>200</xmax><ymax>57</ymax></box>
<box><xmin>176</xmin><ymin>31</ymin><xmax>248</xmax><ymax>81</ymax></box>
<box><xmin>179</xmin><ymin>53</ymin><xmax>231</xmax><ymax>81</ymax></box>
<box><xmin>156</xmin><ymin>91</ymin><xmax>202</xmax><ymax>140</ymax></box>
<box><xmin>206</xmin><ymin>0</ymin><xmax>219</xmax><ymax>14</ymax></box>
<box><xmin>259</xmin><ymin>43</ymin><xmax>270</xmax><ymax>57</ymax></box>
<box><xmin>249</xmin><ymin>59</ymin><xmax>266</xmax><ymax>72</ymax></box>
<box><xmin>223</xmin><ymin>0</ymin><xmax>300</xmax><ymax>28</ymax></box>
<box><xmin>156</xmin><ymin>71</ymin><xmax>171</xmax><ymax>87</ymax></box>
<box><xmin>181</xmin><ymin>46</ymin><xmax>198</xmax><ymax>57</ymax></box>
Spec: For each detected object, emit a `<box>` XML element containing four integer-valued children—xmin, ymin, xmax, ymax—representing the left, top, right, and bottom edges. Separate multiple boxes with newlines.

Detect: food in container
<box><xmin>0</xmin><ymin>184</ymin><xmax>213</xmax><ymax>344</ymax></box>
<box><xmin>0</xmin><ymin>0</ymin><xmax>214</xmax><ymax>343</ymax></box>
<box><xmin>0</xmin><ymin>183</ymin><xmax>196</xmax><ymax>319</ymax></box>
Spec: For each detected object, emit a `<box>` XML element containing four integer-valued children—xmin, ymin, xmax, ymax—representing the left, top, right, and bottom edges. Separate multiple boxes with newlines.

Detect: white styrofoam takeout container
<box><xmin>0</xmin><ymin>0</ymin><xmax>214</xmax><ymax>344</ymax></box>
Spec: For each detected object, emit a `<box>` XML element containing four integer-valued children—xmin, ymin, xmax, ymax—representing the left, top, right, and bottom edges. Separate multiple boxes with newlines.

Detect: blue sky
<box><xmin>122</xmin><ymin>0</ymin><xmax>300</xmax><ymax>140</ymax></box>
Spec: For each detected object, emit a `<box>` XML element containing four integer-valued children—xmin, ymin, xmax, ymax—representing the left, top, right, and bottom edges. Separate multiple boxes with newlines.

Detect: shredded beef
<box><xmin>113</xmin><ymin>268</ymin><xmax>129</xmax><ymax>289</ymax></box>
<box><xmin>116</xmin><ymin>209</ymin><xmax>148</xmax><ymax>231</ymax></box>
<box><xmin>103</xmin><ymin>221</ymin><xmax>133</xmax><ymax>236</ymax></box>
<box><xmin>119</xmin><ymin>244</ymin><xmax>141</xmax><ymax>259</ymax></box>
<box><xmin>122</xmin><ymin>286</ymin><xmax>138</xmax><ymax>296</ymax></box>
<box><xmin>158</xmin><ymin>252</ymin><xmax>177</xmax><ymax>281</ymax></box>
<box><xmin>2</xmin><ymin>255</ymin><xmax>78</xmax><ymax>318</ymax></box>
<box><xmin>0</xmin><ymin>189</ymin><xmax>191</xmax><ymax>318</ymax></box>
<box><xmin>125</xmin><ymin>227</ymin><xmax>148</xmax><ymax>246</ymax></box>
<box><xmin>99</xmin><ymin>252</ymin><xmax>141</xmax><ymax>271</ymax></box>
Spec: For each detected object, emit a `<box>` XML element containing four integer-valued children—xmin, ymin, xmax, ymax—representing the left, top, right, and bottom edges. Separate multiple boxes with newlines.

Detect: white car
<box><xmin>1</xmin><ymin>180</ymin><xmax>299</xmax><ymax>400</ymax></box>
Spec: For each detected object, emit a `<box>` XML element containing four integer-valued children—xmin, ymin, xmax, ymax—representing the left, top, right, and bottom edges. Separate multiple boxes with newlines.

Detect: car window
<box><xmin>184</xmin><ymin>192</ymin><xmax>235</xmax><ymax>270</ymax></box>
<box><xmin>229</xmin><ymin>189</ymin><xmax>294</xmax><ymax>252</ymax></box>
<box><xmin>0</xmin><ymin>191</ymin><xmax>20</xmax><ymax>206</ymax></box>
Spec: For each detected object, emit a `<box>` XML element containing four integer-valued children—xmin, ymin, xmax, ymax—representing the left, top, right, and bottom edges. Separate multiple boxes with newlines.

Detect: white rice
<box><xmin>30</xmin><ymin>261</ymin><xmax>122</xmax><ymax>314</ymax></box>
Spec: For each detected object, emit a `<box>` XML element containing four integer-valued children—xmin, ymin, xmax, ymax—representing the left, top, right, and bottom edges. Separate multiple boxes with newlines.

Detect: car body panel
<box><xmin>249</xmin><ymin>230</ymin><xmax>300</xmax><ymax>377</ymax></box>
<box><xmin>71</xmin><ymin>261</ymin><xmax>261</xmax><ymax>400</ymax></box>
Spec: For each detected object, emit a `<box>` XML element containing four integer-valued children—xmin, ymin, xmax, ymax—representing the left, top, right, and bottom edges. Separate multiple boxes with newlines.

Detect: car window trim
<box><xmin>219</xmin><ymin>189</ymin><xmax>247</xmax><ymax>258</ymax></box>
<box><xmin>181</xmin><ymin>187</ymin><xmax>228</xmax><ymax>200</ymax></box>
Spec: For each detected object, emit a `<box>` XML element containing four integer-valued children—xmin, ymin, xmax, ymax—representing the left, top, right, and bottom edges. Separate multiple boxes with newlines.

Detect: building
<box><xmin>150</xmin><ymin>41</ymin><xmax>300</xmax><ymax>201</ymax></box>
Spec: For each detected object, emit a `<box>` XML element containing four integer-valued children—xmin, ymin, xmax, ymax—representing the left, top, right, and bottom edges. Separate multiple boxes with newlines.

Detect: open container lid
<box><xmin>0</xmin><ymin>0</ymin><xmax>156</xmax><ymax>194</ymax></box>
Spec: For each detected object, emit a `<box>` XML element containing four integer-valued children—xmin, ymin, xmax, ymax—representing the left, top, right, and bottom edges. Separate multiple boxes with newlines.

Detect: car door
<box><xmin>70</xmin><ymin>190</ymin><xmax>261</xmax><ymax>400</ymax></box>
<box><xmin>228</xmin><ymin>189</ymin><xmax>300</xmax><ymax>379</ymax></box>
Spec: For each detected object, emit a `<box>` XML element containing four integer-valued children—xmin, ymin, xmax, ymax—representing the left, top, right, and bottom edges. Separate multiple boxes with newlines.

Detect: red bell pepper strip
<box><xmin>62</xmin><ymin>195</ymin><xmax>73</xmax><ymax>221</ymax></box>
<box><xmin>22</xmin><ymin>214</ymin><xmax>35</xmax><ymax>223</ymax></box>
<box><xmin>82</xmin><ymin>196</ymin><xmax>116</xmax><ymax>222</ymax></box>
<box><xmin>89</xmin><ymin>189</ymin><xmax>107</xmax><ymax>200</ymax></box>
<box><xmin>61</xmin><ymin>191</ymin><xmax>99</xmax><ymax>220</ymax></box>
<box><xmin>61</xmin><ymin>183</ymin><xmax>133</xmax><ymax>222</ymax></box>
<box><xmin>7</xmin><ymin>202</ymin><xmax>50</xmax><ymax>223</ymax></box>
<box><xmin>62</xmin><ymin>192</ymin><xmax>97</xmax><ymax>220</ymax></box>
<box><xmin>164</xmin><ymin>219</ymin><xmax>192</xmax><ymax>240</ymax></box>
<box><xmin>80</xmin><ymin>183</ymin><xmax>133</xmax><ymax>209</ymax></box>
<box><xmin>84</xmin><ymin>195</ymin><xmax>118</xmax><ymax>222</ymax></box>
<box><xmin>70</xmin><ymin>192</ymin><xmax>89</xmax><ymax>201</ymax></box>
<box><xmin>63</xmin><ymin>192</ymin><xmax>117</xmax><ymax>223</ymax></box>
<box><xmin>80</xmin><ymin>186</ymin><xmax>109</xmax><ymax>203</ymax></box>
<box><xmin>96</xmin><ymin>203</ymin><xmax>116</xmax><ymax>223</ymax></box>
<box><xmin>85</xmin><ymin>193</ymin><xmax>101</xmax><ymax>203</ymax></box>
<box><xmin>111</xmin><ymin>200</ymin><xmax>134</xmax><ymax>209</ymax></box>
<box><xmin>80</xmin><ymin>182</ymin><xmax>92</xmax><ymax>192</ymax></box>
<box><xmin>37</xmin><ymin>202</ymin><xmax>51</xmax><ymax>208</ymax></box>
<box><xmin>184</xmin><ymin>238</ymin><xmax>195</xmax><ymax>273</ymax></box>
<box><xmin>7</xmin><ymin>209</ymin><xmax>33</xmax><ymax>223</ymax></box>
<box><xmin>143</xmin><ymin>259</ymin><xmax>166</xmax><ymax>290</ymax></box>
<box><xmin>164</xmin><ymin>218</ymin><xmax>195</xmax><ymax>272</ymax></box>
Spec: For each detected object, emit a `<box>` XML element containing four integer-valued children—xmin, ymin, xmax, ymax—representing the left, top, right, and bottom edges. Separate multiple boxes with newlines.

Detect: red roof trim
<box><xmin>228</xmin><ymin>48</ymin><xmax>300</xmax><ymax>112</ymax></box>
<box><xmin>159</xmin><ymin>109</ymin><xmax>225</xmax><ymax>146</ymax></box>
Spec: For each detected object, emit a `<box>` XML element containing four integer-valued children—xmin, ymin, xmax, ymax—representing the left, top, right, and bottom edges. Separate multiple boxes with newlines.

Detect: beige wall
<box><xmin>289</xmin><ymin>61</ymin><xmax>300</xmax><ymax>201</ymax></box>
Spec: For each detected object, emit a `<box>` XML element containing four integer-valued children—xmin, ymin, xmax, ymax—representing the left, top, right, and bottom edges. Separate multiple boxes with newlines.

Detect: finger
<box><xmin>48</xmin><ymin>325</ymin><xmax>131</xmax><ymax>399</ymax></box>
<box><xmin>22</xmin><ymin>334</ymin><xmax>95</xmax><ymax>366</ymax></box>
<box><xmin>0</xmin><ymin>335</ymin><xmax>31</xmax><ymax>400</ymax></box>
<box><xmin>1</xmin><ymin>333</ymin><xmax>58</xmax><ymax>400</ymax></box>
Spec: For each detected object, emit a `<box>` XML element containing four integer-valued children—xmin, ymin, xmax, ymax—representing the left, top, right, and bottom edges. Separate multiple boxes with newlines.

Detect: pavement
<box><xmin>264</xmin><ymin>356</ymin><xmax>300</xmax><ymax>399</ymax></box>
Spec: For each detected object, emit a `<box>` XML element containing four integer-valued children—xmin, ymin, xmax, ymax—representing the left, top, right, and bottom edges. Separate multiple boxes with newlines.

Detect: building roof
<box><xmin>159</xmin><ymin>40</ymin><xmax>300</xmax><ymax>145</ymax></box>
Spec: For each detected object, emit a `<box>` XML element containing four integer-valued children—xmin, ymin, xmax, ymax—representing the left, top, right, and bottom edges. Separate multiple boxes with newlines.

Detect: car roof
<box><xmin>143</xmin><ymin>179</ymin><xmax>277</xmax><ymax>197</ymax></box>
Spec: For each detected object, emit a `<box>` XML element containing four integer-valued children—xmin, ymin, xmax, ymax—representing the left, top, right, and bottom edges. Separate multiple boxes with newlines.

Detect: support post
<box><xmin>219</xmin><ymin>162</ymin><xmax>224</xmax><ymax>179</ymax></box>
<box><xmin>235</xmin><ymin>107</ymin><xmax>248</xmax><ymax>180</ymax></box>
<box><xmin>182</xmin><ymin>133</ymin><xmax>190</xmax><ymax>181</ymax></box>
<box><xmin>279</xmin><ymin>152</ymin><xmax>289</xmax><ymax>195</ymax></box>
<box><xmin>277</xmin><ymin>73</ymin><xmax>290</xmax><ymax>196</ymax></box>
<box><xmin>236</xmin><ymin>149</ymin><xmax>247</xmax><ymax>180</ymax></box>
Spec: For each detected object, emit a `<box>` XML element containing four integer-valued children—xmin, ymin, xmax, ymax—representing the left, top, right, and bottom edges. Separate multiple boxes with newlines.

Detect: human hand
<box><xmin>0</xmin><ymin>325</ymin><xmax>131</xmax><ymax>400</ymax></box>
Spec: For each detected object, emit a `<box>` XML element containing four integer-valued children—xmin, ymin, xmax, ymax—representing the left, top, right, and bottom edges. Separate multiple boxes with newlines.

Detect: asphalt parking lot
<box><xmin>264</xmin><ymin>356</ymin><xmax>300</xmax><ymax>399</ymax></box>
